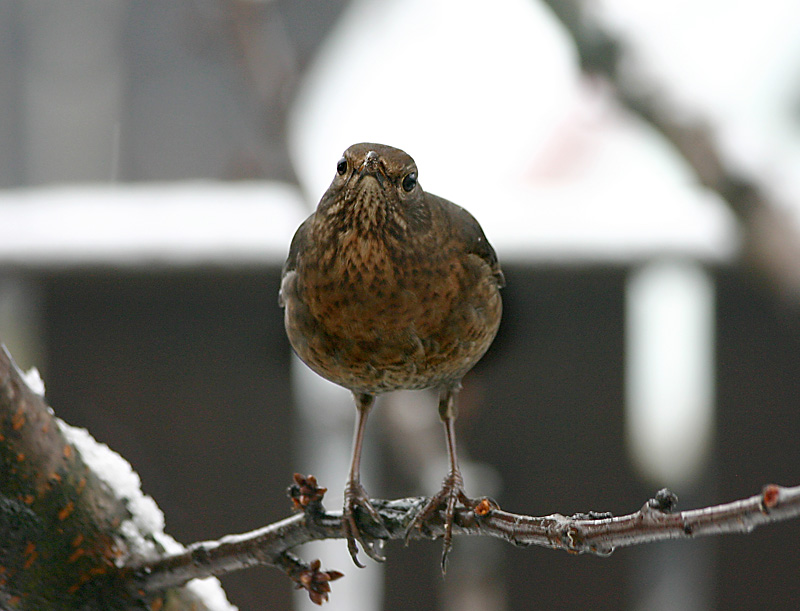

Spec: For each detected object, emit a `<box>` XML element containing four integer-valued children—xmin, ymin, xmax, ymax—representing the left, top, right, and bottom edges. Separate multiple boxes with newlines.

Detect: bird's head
<box><xmin>317</xmin><ymin>143</ymin><xmax>430</xmax><ymax>237</ymax></box>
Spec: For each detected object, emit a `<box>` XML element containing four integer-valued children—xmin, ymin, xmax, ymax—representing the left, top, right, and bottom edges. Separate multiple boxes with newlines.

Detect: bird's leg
<box><xmin>342</xmin><ymin>392</ymin><xmax>386</xmax><ymax>567</ymax></box>
<box><xmin>405</xmin><ymin>384</ymin><xmax>475</xmax><ymax>572</ymax></box>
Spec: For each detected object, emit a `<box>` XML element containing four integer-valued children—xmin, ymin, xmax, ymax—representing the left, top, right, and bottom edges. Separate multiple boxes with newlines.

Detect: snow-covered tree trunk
<box><xmin>0</xmin><ymin>346</ymin><xmax>137</xmax><ymax>609</ymax></box>
<box><xmin>0</xmin><ymin>346</ymin><xmax>231</xmax><ymax>610</ymax></box>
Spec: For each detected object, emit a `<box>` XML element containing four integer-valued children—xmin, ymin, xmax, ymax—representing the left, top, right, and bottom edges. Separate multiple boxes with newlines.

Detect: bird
<box><xmin>280</xmin><ymin>142</ymin><xmax>504</xmax><ymax>569</ymax></box>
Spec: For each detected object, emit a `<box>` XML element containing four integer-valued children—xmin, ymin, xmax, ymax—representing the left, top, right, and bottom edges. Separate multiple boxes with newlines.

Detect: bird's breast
<box><xmin>302</xmin><ymin>230</ymin><xmax>458</xmax><ymax>341</ymax></box>
<box><xmin>284</xmin><ymin>213</ymin><xmax>501</xmax><ymax>393</ymax></box>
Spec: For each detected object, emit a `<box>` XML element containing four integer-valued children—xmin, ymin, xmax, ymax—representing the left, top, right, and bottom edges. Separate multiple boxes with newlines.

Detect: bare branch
<box><xmin>133</xmin><ymin>479</ymin><xmax>800</xmax><ymax>602</ymax></box>
<box><xmin>3</xmin><ymin>341</ymin><xmax>799</xmax><ymax>607</ymax></box>
<box><xmin>541</xmin><ymin>0</ymin><xmax>800</xmax><ymax>297</ymax></box>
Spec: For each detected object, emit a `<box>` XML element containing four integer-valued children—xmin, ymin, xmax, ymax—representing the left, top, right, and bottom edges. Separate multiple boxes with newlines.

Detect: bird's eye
<box><xmin>336</xmin><ymin>157</ymin><xmax>347</xmax><ymax>175</ymax></box>
<box><xmin>402</xmin><ymin>172</ymin><xmax>417</xmax><ymax>192</ymax></box>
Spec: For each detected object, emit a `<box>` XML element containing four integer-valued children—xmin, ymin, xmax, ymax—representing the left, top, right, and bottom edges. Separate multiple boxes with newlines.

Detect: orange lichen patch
<box><xmin>150</xmin><ymin>597</ymin><xmax>165</xmax><ymax>611</ymax></box>
<box><xmin>89</xmin><ymin>566</ymin><xmax>107</xmax><ymax>577</ymax></box>
<box><xmin>22</xmin><ymin>543</ymin><xmax>38</xmax><ymax>570</ymax></box>
<box><xmin>72</xmin><ymin>534</ymin><xmax>85</xmax><ymax>548</ymax></box>
<box><xmin>23</xmin><ymin>494</ymin><xmax>34</xmax><ymax>506</ymax></box>
<box><xmin>41</xmin><ymin>422</ymin><xmax>49</xmax><ymax>434</ymax></box>
<box><xmin>0</xmin><ymin>566</ymin><xmax>9</xmax><ymax>590</ymax></box>
<box><xmin>76</xmin><ymin>478</ymin><xmax>87</xmax><ymax>494</ymax></box>
<box><xmin>58</xmin><ymin>501</ymin><xmax>75</xmax><ymax>521</ymax></box>
<box><xmin>88</xmin><ymin>535</ymin><xmax>125</xmax><ymax>565</ymax></box>
<box><xmin>63</xmin><ymin>445</ymin><xmax>73</xmax><ymax>459</ymax></box>
<box><xmin>12</xmin><ymin>408</ymin><xmax>25</xmax><ymax>431</ymax></box>
<box><xmin>8</xmin><ymin>595</ymin><xmax>21</xmax><ymax>605</ymax></box>
<box><xmin>68</xmin><ymin>548</ymin><xmax>85</xmax><ymax>563</ymax></box>
<box><xmin>49</xmin><ymin>471</ymin><xmax>62</xmax><ymax>483</ymax></box>
<box><xmin>16</xmin><ymin>452</ymin><xmax>25</xmax><ymax>462</ymax></box>
<box><xmin>0</xmin><ymin>432</ymin><xmax>5</xmax><ymax>442</ymax></box>
<box><xmin>67</xmin><ymin>572</ymin><xmax>93</xmax><ymax>595</ymax></box>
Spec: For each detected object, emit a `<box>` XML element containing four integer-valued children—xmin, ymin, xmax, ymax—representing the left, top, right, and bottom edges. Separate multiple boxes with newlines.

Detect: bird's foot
<box><xmin>404</xmin><ymin>469</ymin><xmax>475</xmax><ymax>573</ymax></box>
<box><xmin>343</xmin><ymin>480</ymin><xmax>386</xmax><ymax>567</ymax></box>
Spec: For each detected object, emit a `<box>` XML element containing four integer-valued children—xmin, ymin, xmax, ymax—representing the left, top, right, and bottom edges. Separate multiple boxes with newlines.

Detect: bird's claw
<box><xmin>403</xmin><ymin>470</ymin><xmax>475</xmax><ymax>573</ymax></box>
<box><xmin>343</xmin><ymin>481</ymin><xmax>386</xmax><ymax>567</ymax></box>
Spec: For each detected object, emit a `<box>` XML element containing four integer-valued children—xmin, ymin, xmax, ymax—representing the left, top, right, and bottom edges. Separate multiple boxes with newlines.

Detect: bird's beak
<box><xmin>357</xmin><ymin>151</ymin><xmax>387</xmax><ymax>187</ymax></box>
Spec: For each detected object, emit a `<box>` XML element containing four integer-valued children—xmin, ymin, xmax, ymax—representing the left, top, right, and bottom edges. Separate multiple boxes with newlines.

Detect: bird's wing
<box><xmin>279</xmin><ymin>216</ymin><xmax>313</xmax><ymax>307</ymax></box>
<box><xmin>433</xmin><ymin>195</ymin><xmax>506</xmax><ymax>289</ymax></box>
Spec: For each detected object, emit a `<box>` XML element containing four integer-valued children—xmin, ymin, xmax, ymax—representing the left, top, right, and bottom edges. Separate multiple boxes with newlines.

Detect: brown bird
<box><xmin>280</xmin><ymin>142</ymin><xmax>503</xmax><ymax>568</ymax></box>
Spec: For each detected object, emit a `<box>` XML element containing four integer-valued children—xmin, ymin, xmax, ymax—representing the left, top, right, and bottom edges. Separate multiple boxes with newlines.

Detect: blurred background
<box><xmin>1</xmin><ymin>0</ymin><xmax>800</xmax><ymax>609</ymax></box>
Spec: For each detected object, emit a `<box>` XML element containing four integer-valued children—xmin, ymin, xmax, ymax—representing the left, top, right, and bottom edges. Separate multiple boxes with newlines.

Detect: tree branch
<box><xmin>3</xmin><ymin>341</ymin><xmax>800</xmax><ymax>607</ymax></box>
<box><xmin>541</xmin><ymin>0</ymin><xmax>800</xmax><ymax>297</ymax></box>
<box><xmin>0</xmin><ymin>345</ymin><xmax>227</xmax><ymax>611</ymax></box>
<box><xmin>0</xmin><ymin>346</ymin><xmax>137</xmax><ymax>610</ymax></box>
<box><xmin>133</xmin><ymin>477</ymin><xmax>800</xmax><ymax>604</ymax></box>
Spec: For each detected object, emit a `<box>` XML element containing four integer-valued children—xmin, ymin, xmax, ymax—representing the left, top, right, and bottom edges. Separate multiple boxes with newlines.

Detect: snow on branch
<box><xmin>0</xmin><ymin>346</ymin><xmax>231</xmax><ymax>611</ymax></box>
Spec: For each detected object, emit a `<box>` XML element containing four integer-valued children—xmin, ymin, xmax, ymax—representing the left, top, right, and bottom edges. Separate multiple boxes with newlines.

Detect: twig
<box><xmin>3</xmin><ymin>343</ymin><xmax>797</xmax><ymax>608</ymax></box>
<box><xmin>133</xmin><ymin>478</ymin><xmax>800</xmax><ymax>604</ymax></box>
